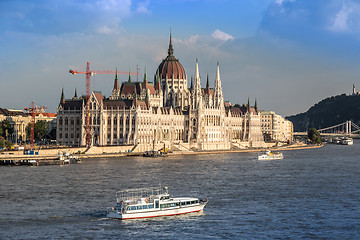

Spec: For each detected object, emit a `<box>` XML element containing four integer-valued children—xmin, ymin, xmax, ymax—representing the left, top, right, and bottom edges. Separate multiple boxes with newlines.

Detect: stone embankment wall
<box><xmin>0</xmin><ymin>145</ymin><xmax>134</xmax><ymax>159</ymax></box>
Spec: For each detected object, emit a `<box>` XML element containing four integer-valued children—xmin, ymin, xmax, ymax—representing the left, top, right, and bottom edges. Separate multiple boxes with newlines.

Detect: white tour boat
<box><xmin>340</xmin><ymin>137</ymin><xmax>354</xmax><ymax>145</ymax></box>
<box><xmin>258</xmin><ymin>150</ymin><xmax>284</xmax><ymax>160</ymax></box>
<box><xmin>107</xmin><ymin>186</ymin><xmax>208</xmax><ymax>220</ymax></box>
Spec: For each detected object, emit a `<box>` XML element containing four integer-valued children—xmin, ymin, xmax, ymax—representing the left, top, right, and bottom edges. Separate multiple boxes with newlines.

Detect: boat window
<box><xmin>127</xmin><ymin>206</ymin><xmax>131</xmax><ymax>211</ymax></box>
<box><xmin>181</xmin><ymin>202</ymin><xmax>186</xmax><ymax>206</ymax></box>
<box><xmin>186</xmin><ymin>201</ymin><xmax>191</xmax><ymax>205</ymax></box>
<box><xmin>148</xmin><ymin>204</ymin><xmax>154</xmax><ymax>209</ymax></box>
<box><xmin>137</xmin><ymin>205</ymin><xmax>143</xmax><ymax>210</ymax></box>
<box><xmin>130</xmin><ymin>206</ymin><xmax>136</xmax><ymax>211</ymax></box>
<box><xmin>143</xmin><ymin>205</ymin><xmax>148</xmax><ymax>209</ymax></box>
<box><xmin>191</xmin><ymin>201</ymin><xmax>196</xmax><ymax>204</ymax></box>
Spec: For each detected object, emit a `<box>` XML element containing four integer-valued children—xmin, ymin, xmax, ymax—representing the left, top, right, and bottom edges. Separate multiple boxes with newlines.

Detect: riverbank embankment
<box><xmin>0</xmin><ymin>143</ymin><xmax>323</xmax><ymax>161</ymax></box>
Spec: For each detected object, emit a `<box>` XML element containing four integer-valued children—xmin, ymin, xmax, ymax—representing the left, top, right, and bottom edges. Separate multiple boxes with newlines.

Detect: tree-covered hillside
<box><xmin>286</xmin><ymin>94</ymin><xmax>360</xmax><ymax>132</ymax></box>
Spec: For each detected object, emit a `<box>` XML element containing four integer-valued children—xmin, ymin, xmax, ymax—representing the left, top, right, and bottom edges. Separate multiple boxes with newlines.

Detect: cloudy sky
<box><xmin>1</xmin><ymin>0</ymin><xmax>360</xmax><ymax>116</ymax></box>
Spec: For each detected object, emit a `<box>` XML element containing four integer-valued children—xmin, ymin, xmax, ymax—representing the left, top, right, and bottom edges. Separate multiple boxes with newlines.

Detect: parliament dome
<box><xmin>155</xmin><ymin>34</ymin><xmax>186</xmax><ymax>80</ymax></box>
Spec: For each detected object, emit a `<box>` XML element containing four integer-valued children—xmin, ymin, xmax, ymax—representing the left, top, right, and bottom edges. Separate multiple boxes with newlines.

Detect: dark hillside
<box><xmin>286</xmin><ymin>94</ymin><xmax>360</xmax><ymax>132</ymax></box>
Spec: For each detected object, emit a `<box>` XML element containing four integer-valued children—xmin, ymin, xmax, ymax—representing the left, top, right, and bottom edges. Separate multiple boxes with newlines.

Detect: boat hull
<box><xmin>107</xmin><ymin>203</ymin><xmax>206</xmax><ymax>220</ymax></box>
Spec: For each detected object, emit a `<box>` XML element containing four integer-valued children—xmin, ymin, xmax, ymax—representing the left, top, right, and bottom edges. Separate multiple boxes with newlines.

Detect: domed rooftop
<box><xmin>156</xmin><ymin>34</ymin><xmax>186</xmax><ymax>80</ymax></box>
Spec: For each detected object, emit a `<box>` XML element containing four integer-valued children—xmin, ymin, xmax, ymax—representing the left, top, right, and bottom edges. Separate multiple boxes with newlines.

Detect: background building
<box><xmin>260</xmin><ymin>111</ymin><xmax>293</xmax><ymax>143</ymax></box>
<box><xmin>0</xmin><ymin>108</ymin><xmax>56</xmax><ymax>143</ymax></box>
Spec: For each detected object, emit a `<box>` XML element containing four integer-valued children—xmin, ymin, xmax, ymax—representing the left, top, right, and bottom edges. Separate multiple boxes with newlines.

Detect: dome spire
<box><xmin>168</xmin><ymin>30</ymin><xmax>174</xmax><ymax>56</ymax></box>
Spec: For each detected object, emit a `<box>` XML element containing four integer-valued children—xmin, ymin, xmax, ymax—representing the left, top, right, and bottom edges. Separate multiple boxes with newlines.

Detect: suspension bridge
<box><xmin>294</xmin><ymin>120</ymin><xmax>360</xmax><ymax>137</ymax></box>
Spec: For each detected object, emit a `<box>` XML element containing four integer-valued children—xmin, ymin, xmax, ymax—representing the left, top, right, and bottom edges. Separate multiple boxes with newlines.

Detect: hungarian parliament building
<box><xmin>57</xmin><ymin>35</ymin><xmax>292</xmax><ymax>151</ymax></box>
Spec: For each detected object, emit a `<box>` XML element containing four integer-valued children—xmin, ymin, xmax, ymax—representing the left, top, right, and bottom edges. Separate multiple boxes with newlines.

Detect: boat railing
<box><xmin>116</xmin><ymin>186</ymin><xmax>169</xmax><ymax>203</ymax></box>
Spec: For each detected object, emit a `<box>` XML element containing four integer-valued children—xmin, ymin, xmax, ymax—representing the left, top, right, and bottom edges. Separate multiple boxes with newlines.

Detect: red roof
<box><xmin>93</xmin><ymin>92</ymin><xmax>104</xmax><ymax>104</ymax></box>
<box><xmin>120</xmin><ymin>82</ymin><xmax>157</xmax><ymax>95</ymax></box>
<box><xmin>34</xmin><ymin>113</ymin><xmax>57</xmax><ymax>117</ymax></box>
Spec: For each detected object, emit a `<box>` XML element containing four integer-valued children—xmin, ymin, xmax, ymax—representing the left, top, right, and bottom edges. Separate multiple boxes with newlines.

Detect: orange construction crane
<box><xmin>24</xmin><ymin>102</ymin><xmax>47</xmax><ymax>149</ymax></box>
<box><xmin>69</xmin><ymin>61</ymin><xmax>139</xmax><ymax>146</ymax></box>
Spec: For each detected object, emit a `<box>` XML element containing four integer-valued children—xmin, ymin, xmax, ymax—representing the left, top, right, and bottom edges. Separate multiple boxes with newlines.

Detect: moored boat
<box><xmin>143</xmin><ymin>150</ymin><xmax>166</xmax><ymax>157</ymax></box>
<box><xmin>258</xmin><ymin>150</ymin><xmax>284</xmax><ymax>160</ymax></box>
<box><xmin>107</xmin><ymin>186</ymin><xmax>208</xmax><ymax>220</ymax></box>
<box><xmin>340</xmin><ymin>137</ymin><xmax>353</xmax><ymax>145</ymax></box>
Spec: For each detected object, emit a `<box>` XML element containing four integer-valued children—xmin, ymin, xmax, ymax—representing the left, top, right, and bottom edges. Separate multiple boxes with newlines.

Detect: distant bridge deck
<box><xmin>294</xmin><ymin>132</ymin><xmax>360</xmax><ymax>138</ymax></box>
<box><xmin>294</xmin><ymin>121</ymin><xmax>360</xmax><ymax>138</ymax></box>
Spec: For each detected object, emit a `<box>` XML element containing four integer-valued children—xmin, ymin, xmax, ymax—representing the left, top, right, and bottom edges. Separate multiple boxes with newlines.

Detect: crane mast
<box><xmin>24</xmin><ymin>102</ymin><xmax>47</xmax><ymax>149</ymax></box>
<box><xmin>69</xmin><ymin>61</ymin><xmax>139</xmax><ymax>147</ymax></box>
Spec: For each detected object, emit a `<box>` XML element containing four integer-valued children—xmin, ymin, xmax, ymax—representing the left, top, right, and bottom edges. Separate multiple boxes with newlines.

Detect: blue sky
<box><xmin>1</xmin><ymin>0</ymin><xmax>360</xmax><ymax>116</ymax></box>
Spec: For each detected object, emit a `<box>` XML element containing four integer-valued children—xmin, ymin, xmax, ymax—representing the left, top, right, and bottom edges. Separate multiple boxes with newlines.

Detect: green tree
<box><xmin>0</xmin><ymin>120</ymin><xmax>14</xmax><ymax>139</ymax></box>
<box><xmin>307</xmin><ymin>128</ymin><xmax>322</xmax><ymax>144</ymax></box>
<box><xmin>26</xmin><ymin>120</ymin><xmax>49</xmax><ymax>142</ymax></box>
<box><xmin>0</xmin><ymin>138</ymin><xmax>5</xmax><ymax>148</ymax></box>
<box><xmin>48</xmin><ymin>128</ymin><xmax>57</xmax><ymax>140</ymax></box>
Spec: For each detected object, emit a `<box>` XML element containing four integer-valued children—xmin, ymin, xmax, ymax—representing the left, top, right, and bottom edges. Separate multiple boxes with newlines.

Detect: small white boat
<box><xmin>258</xmin><ymin>150</ymin><xmax>284</xmax><ymax>160</ymax></box>
<box><xmin>107</xmin><ymin>186</ymin><xmax>208</xmax><ymax>220</ymax></box>
<box><xmin>340</xmin><ymin>137</ymin><xmax>353</xmax><ymax>145</ymax></box>
<box><xmin>58</xmin><ymin>151</ymin><xmax>81</xmax><ymax>163</ymax></box>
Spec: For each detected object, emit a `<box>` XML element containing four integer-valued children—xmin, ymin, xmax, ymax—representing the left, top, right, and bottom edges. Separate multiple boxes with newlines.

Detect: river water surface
<box><xmin>1</xmin><ymin>142</ymin><xmax>360</xmax><ymax>239</ymax></box>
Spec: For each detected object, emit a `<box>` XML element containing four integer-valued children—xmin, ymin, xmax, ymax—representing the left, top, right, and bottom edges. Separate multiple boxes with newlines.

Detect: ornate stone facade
<box><xmin>57</xmin><ymin>35</ymin><xmax>265</xmax><ymax>151</ymax></box>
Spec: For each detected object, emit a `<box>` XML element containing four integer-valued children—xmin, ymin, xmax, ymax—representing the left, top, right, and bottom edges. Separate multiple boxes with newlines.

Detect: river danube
<box><xmin>1</xmin><ymin>142</ymin><xmax>360</xmax><ymax>239</ymax></box>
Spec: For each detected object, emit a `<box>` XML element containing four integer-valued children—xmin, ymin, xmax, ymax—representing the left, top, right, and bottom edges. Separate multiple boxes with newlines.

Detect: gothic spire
<box><xmin>113</xmin><ymin>68</ymin><xmax>119</xmax><ymax>90</ymax></box>
<box><xmin>206</xmin><ymin>74</ymin><xmax>209</xmax><ymax>89</ymax></box>
<box><xmin>206</xmin><ymin>73</ymin><xmax>210</xmax><ymax>95</ymax></box>
<box><xmin>192</xmin><ymin>59</ymin><xmax>202</xmax><ymax>108</ymax></box>
<box><xmin>60</xmin><ymin>88</ymin><xmax>65</xmax><ymax>104</ymax></box>
<box><xmin>128</xmin><ymin>68</ymin><xmax>132</xmax><ymax>83</ymax></box>
<box><xmin>72</xmin><ymin>88</ymin><xmax>78</xmax><ymax>100</ymax></box>
<box><xmin>214</xmin><ymin>62</ymin><xmax>224</xmax><ymax>108</ymax></box>
<box><xmin>155</xmin><ymin>70</ymin><xmax>161</xmax><ymax>91</ymax></box>
<box><xmin>143</xmin><ymin>66</ymin><xmax>147</xmax><ymax>82</ymax></box>
<box><xmin>247</xmin><ymin>97</ymin><xmax>250</xmax><ymax>112</ymax></box>
<box><xmin>254</xmin><ymin>99</ymin><xmax>258</xmax><ymax>112</ymax></box>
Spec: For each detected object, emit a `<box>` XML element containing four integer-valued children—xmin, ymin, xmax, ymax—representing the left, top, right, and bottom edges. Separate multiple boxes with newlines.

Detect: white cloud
<box><xmin>329</xmin><ymin>1</ymin><xmax>360</xmax><ymax>33</ymax></box>
<box><xmin>136</xmin><ymin>0</ymin><xmax>151</xmax><ymax>14</ymax></box>
<box><xmin>95</xmin><ymin>0</ymin><xmax>132</xmax><ymax>12</ymax></box>
<box><xmin>274</xmin><ymin>0</ymin><xmax>295</xmax><ymax>6</ymax></box>
<box><xmin>330</xmin><ymin>2</ymin><xmax>353</xmax><ymax>32</ymax></box>
<box><xmin>211</xmin><ymin>29</ymin><xmax>234</xmax><ymax>42</ymax></box>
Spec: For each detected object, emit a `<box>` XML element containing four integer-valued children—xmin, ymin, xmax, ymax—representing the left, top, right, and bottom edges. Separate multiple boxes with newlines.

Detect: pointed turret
<box><xmin>128</xmin><ymin>68</ymin><xmax>132</xmax><ymax>83</ymax></box>
<box><xmin>190</xmin><ymin>76</ymin><xmax>193</xmax><ymax>90</ymax></box>
<box><xmin>60</xmin><ymin>88</ymin><xmax>65</xmax><ymax>104</ymax></box>
<box><xmin>214</xmin><ymin>62</ymin><xmax>224</xmax><ymax>108</ymax></box>
<box><xmin>155</xmin><ymin>70</ymin><xmax>161</xmax><ymax>92</ymax></box>
<box><xmin>143</xmin><ymin>66</ymin><xmax>149</xmax><ymax>90</ymax></box>
<box><xmin>113</xmin><ymin>68</ymin><xmax>119</xmax><ymax>91</ymax></box>
<box><xmin>72</xmin><ymin>88</ymin><xmax>78</xmax><ymax>100</ymax></box>
<box><xmin>254</xmin><ymin>99</ymin><xmax>258</xmax><ymax>113</ymax></box>
<box><xmin>247</xmin><ymin>97</ymin><xmax>250</xmax><ymax>112</ymax></box>
<box><xmin>192</xmin><ymin>59</ymin><xmax>202</xmax><ymax>109</ymax></box>
<box><xmin>205</xmin><ymin>74</ymin><xmax>210</xmax><ymax>95</ymax></box>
